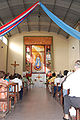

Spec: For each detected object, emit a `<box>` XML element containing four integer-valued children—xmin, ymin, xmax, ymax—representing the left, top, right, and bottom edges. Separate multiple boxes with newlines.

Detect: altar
<box><xmin>24</xmin><ymin>36</ymin><xmax>53</xmax><ymax>88</ymax></box>
<box><xmin>32</xmin><ymin>74</ymin><xmax>46</xmax><ymax>88</ymax></box>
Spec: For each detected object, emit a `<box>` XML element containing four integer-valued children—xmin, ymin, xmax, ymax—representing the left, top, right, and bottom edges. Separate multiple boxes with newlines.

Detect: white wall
<box><xmin>0</xmin><ymin>40</ymin><xmax>7</xmax><ymax>72</ymax></box>
<box><xmin>8</xmin><ymin>31</ymin><xmax>69</xmax><ymax>75</ymax></box>
<box><xmin>53</xmin><ymin>35</ymin><xmax>69</xmax><ymax>73</ymax></box>
<box><xmin>68</xmin><ymin>25</ymin><xmax>80</xmax><ymax>70</ymax></box>
<box><xmin>68</xmin><ymin>36</ymin><xmax>80</xmax><ymax>70</ymax></box>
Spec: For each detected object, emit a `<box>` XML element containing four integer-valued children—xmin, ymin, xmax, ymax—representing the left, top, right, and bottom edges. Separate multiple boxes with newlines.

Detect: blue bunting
<box><xmin>39</xmin><ymin>2</ymin><xmax>80</xmax><ymax>40</ymax></box>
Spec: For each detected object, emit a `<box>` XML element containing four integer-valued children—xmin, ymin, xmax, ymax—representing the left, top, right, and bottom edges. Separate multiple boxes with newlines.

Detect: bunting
<box><xmin>0</xmin><ymin>1</ymin><xmax>80</xmax><ymax>40</ymax></box>
<box><xmin>39</xmin><ymin>2</ymin><xmax>80</xmax><ymax>40</ymax></box>
<box><xmin>0</xmin><ymin>1</ymin><xmax>39</xmax><ymax>37</ymax></box>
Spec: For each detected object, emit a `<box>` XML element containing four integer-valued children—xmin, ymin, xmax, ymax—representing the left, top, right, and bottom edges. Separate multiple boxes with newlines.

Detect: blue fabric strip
<box><xmin>39</xmin><ymin>2</ymin><xmax>80</xmax><ymax>40</ymax></box>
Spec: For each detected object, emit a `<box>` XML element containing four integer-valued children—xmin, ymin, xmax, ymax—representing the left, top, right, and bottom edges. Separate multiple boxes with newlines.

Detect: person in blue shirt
<box><xmin>4</xmin><ymin>73</ymin><xmax>9</xmax><ymax>82</ymax></box>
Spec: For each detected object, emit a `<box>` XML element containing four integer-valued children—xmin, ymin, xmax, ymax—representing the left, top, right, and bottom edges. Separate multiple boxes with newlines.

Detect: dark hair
<box><xmin>52</xmin><ymin>72</ymin><xmax>56</xmax><ymax>77</ymax></box>
<box><xmin>4</xmin><ymin>73</ymin><xmax>9</xmax><ymax>79</ymax></box>
<box><xmin>61</xmin><ymin>75</ymin><xmax>64</xmax><ymax>78</ymax></box>
<box><xmin>57</xmin><ymin>74</ymin><xmax>61</xmax><ymax>78</ymax></box>
<box><xmin>0</xmin><ymin>72</ymin><xmax>5</xmax><ymax>78</ymax></box>
<box><xmin>9</xmin><ymin>75</ymin><xmax>14</xmax><ymax>80</ymax></box>
<box><xmin>49</xmin><ymin>76</ymin><xmax>52</xmax><ymax>79</ymax></box>
<box><xmin>63</xmin><ymin>70</ymin><xmax>69</xmax><ymax>76</ymax></box>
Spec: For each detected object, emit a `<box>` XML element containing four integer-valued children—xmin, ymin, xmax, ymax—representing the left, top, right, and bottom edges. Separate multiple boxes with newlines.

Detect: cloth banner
<box><xmin>39</xmin><ymin>2</ymin><xmax>80</xmax><ymax>40</ymax></box>
<box><xmin>0</xmin><ymin>1</ymin><xmax>39</xmax><ymax>37</ymax></box>
<box><xmin>0</xmin><ymin>1</ymin><xmax>80</xmax><ymax>40</ymax></box>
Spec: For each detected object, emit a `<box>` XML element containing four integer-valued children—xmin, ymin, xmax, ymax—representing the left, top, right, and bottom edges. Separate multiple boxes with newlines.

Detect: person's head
<box><xmin>49</xmin><ymin>76</ymin><xmax>52</xmax><ymax>79</ymax></box>
<box><xmin>9</xmin><ymin>75</ymin><xmax>14</xmax><ymax>80</ymax></box>
<box><xmin>4</xmin><ymin>73</ymin><xmax>9</xmax><ymax>79</ymax></box>
<box><xmin>14</xmin><ymin>73</ymin><xmax>18</xmax><ymax>78</ymax></box>
<box><xmin>56</xmin><ymin>74</ymin><xmax>61</xmax><ymax>78</ymax></box>
<box><xmin>74</xmin><ymin>60</ymin><xmax>80</xmax><ymax>70</ymax></box>
<box><xmin>0</xmin><ymin>72</ymin><xmax>5</xmax><ymax>79</ymax></box>
<box><xmin>52</xmin><ymin>72</ymin><xmax>56</xmax><ymax>77</ymax></box>
<box><xmin>63</xmin><ymin>70</ymin><xmax>69</xmax><ymax>76</ymax></box>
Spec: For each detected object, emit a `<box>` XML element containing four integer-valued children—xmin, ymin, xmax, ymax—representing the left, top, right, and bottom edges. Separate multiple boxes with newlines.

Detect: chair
<box><xmin>0</xmin><ymin>83</ymin><xmax>10</xmax><ymax>117</ymax></box>
<box><xmin>8</xmin><ymin>83</ymin><xmax>17</xmax><ymax>107</ymax></box>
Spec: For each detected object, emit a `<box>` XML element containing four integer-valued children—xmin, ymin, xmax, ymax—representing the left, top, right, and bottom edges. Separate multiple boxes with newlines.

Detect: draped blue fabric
<box><xmin>39</xmin><ymin>2</ymin><xmax>80</xmax><ymax>40</ymax></box>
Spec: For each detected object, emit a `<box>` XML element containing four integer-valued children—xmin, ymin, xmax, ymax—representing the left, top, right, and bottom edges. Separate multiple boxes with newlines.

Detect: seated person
<box><xmin>4</xmin><ymin>73</ymin><xmax>10</xmax><ymax>82</ymax></box>
<box><xmin>47</xmin><ymin>71</ymin><xmax>52</xmax><ymax>77</ymax></box>
<box><xmin>62</xmin><ymin>70</ymin><xmax>72</xmax><ymax>97</ymax></box>
<box><xmin>10</xmin><ymin>73</ymin><xmax>22</xmax><ymax>100</ymax></box>
<box><xmin>61</xmin><ymin>70</ymin><xmax>69</xmax><ymax>96</ymax></box>
<box><xmin>17</xmin><ymin>74</ymin><xmax>23</xmax><ymax>100</ymax></box>
<box><xmin>0</xmin><ymin>72</ymin><xmax>9</xmax><ymax>112</ymax></box>
<box><xmin>53</xmin><ymin>74</ymin><xmax>62</xmax><ymax>97</ymax></box>
<box><xmin>48</xmin><ymin>76</ymin><xmax>52</xmax><ymax>93</ymax></box>
<box><xmin>50</xmin><ymin>72</ymin><xmax>56</xmax><ymax>93</ymax></box>
<box><xmin>63</xmin><ymin>60</ymin><xmax>80</xmax><ymax>120</ymax></box>
<box><xmin>51</xmin><ymin>72</ymin><xmax>56</xmax><ymax>83</ymax></box>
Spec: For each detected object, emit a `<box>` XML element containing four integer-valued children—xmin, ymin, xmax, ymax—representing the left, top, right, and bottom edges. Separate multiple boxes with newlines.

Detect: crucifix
<box><xmin>11</xmin><ymin>61</ymin><xmax>19</xmax><ymax>74</ymax></box>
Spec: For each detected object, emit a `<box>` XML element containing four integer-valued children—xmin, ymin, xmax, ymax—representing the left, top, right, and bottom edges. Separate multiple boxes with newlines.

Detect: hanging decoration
<box><xmin>39</xmin><ymin>2</ymin><xmax>80</xmax><ymax>40</ymax></box>
<box><xmin>0</xmin><ymin>1</ymin><xmax>80</xmax><ymax>40</ymax></box>
<box><xmin>0</xmin><ymin>1</ymin><xmax>39</xmax><ymax>37</ymax></box>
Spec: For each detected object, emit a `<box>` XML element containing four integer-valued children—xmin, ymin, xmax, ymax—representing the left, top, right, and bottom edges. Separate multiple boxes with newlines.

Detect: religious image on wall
<box><xmin>25</xmin><ymin>46</ymin><xmax>31</xmax><ymax>74</ymax></box>
<box><xmin>34</xmin><ymin>54</ymin><xmax>42</xmax><ymax>71</ymax></box>
<box><xmin>32</xmin><ymin>45</ymin><xmax>45</xmax><ymax>73</ymax></box>
<box><xmin>46</xmin><ymin>45</ymin><xmax>51</xmax><ymax>73</ymax></box>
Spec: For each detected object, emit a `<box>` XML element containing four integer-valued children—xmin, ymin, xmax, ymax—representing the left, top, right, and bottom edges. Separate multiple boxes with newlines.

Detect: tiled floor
<box><xmin>2</xmin><ymin>88</ymin><xmax>63</xmax><ymax>120</ymax></box>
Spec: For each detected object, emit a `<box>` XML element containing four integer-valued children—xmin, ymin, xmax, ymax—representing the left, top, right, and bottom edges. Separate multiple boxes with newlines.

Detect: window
<box><xmin>0</xmin><ymin>36</ymin><xmax>7</xmax><ymax>45</ymax></box>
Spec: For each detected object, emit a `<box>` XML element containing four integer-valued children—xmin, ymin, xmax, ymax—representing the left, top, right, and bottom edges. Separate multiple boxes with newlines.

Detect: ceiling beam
<box><xmin>57</xmin><ymin>0</ymin><xmax>74</xmax><ymax>34</ymax></box>
<box><xmin>38</xmin><ymin>6</ymin><xmax>41</xmax><ymax>31</ymax></box>
<box><xmin>6</xmin><ymin>0</ymin><xmax>21</xmax><ymax>33</ymax></box>
<box><xmin>0</xmin><ymin>17</ymin><xmax>11</xmax><ymax>37</ymax></box>
<box><xmin>78</xmin><ymin>21</ymin><xmax>80</xmax><ymax>32</ymax></box>
<box><xmin>48</xmin><ymin>0</ymin><xmax>56</xmax><ymax>32</ymax></box>
<box><xmin>23</xmin><ymin>0</ymin><xmax>30</xmax><ymax>32</ymax></box>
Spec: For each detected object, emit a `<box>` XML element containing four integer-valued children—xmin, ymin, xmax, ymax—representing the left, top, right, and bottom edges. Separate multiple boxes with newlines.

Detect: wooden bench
<box><xmin>22</xmin><ymin>81</ymin><xmax>28</xmax><ymax>95</ymax></box>
<box><xmin>0</xmin><ymin>83</ymin><xmax>10</xmax><ymax>117</ymax></box>
<box><xmin>55</xmin><ymin>83</ymin><xmax>60</xmax><ymax>98</ymax></box>
<box><xmin>8</xmin><ymin>83</ymin><xmax>19</xmax><ymax>109</ymax></box>
<box><xmin>52</xmin><ymin>83</ymin><xmax>62</xmax><ymax>103</ymax></box>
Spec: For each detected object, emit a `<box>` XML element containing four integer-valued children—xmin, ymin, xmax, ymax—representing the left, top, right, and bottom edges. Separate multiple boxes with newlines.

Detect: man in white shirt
<box><xmin>63</xmin><ymin>60</ymin><xmax>80</xmax><ymax>120</ymax></box>
<box><xmin>11</xmin><ymin>74</ymin><xmax>22</xmax><ymax>100</ymax></box>
<box><xmin>53</xmin><ymin>74</ymin><xmax>62</xmax><ymax>97</ymax></box>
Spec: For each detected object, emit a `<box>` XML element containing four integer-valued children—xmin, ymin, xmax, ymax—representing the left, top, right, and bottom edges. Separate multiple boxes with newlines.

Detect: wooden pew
<box><xmin>52</xmin><ymin>82</ymin><xmax>62</xmax><ymax>103</ymax></box>
<box><xmin>76</xmin><ymin>109</ymin><xmax>80</xmax><ymax>120</ymax></box>
<box><xmin>52</xmin><ymin>82</ymin><xmax>55</xmax><ymax>96</ymax></box>
<box><xmin>8</xmin><ymin>82</ymin><xmax>19</xmax><ymax>109</ymax></box>
<box><xmin>55</xmin><ymin>83</ymin><xmax>60</xmax><ymax>98</ymax></box>
<box><xmin>51</xmin><ymin>82</ymin><xmax>54</xmax><ymax>95</ymax></box>
<box><xmin>60</xmin><ymin>84</ymin><xmax>63</xmax><ymax>105</ymax></box>
<box><xmin>0</xmin><ymin>82</ymin><xmax>20</xmax><ymax>114</ymax></box>
<box><xmin>8</xmin><ymin>83</ymin><xmax>17</xmax><ymax>107</ymax></box>
<box><xmin>0</xmin><ymin>83</ymin><xmax>10</xmax><ymax>117</ymax></box>
<box><xmin>16</xmin><ymin>83</ymin><xmax>19</xmax><ymax>101</ymax></box>
<box><xmin>22</xmin><ymin>81</ymin><xmax>28</xmax><ymax>95</ymax></box>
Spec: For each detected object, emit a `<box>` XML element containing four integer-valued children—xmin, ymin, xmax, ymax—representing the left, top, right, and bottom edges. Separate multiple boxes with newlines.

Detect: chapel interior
<box><xmin>0</xmin><ymin>0</ymin><xmax>80</xmax><ymax>120</ymax></box>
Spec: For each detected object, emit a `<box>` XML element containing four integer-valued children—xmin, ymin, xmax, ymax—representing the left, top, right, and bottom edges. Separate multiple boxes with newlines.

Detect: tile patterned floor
<box><xmin>1</xmin><ymin>88</ymin><xmax>63</xmax><ymax>120</ymax></box>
